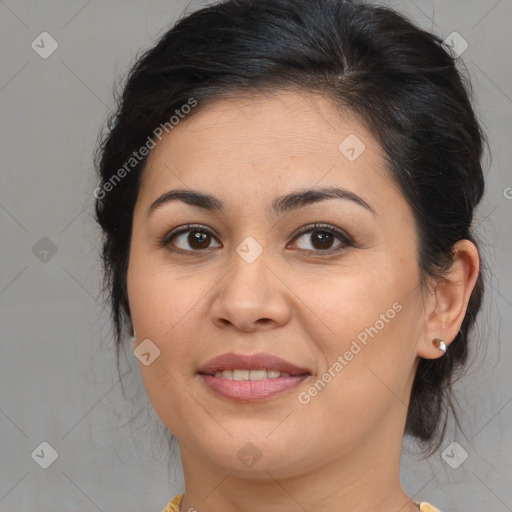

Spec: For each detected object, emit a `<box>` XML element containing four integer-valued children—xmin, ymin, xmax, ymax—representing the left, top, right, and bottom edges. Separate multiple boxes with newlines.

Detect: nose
<box><xmin>210</xmin><ymin>249</ymin><xmax>291</xmax><ymax>332</ymax></box>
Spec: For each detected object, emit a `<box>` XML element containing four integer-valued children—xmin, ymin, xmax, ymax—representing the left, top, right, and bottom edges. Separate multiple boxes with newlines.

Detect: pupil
<box><xmin>313</xmin><ymin>231</ymin><xmax>332</xmax><ymax>250</ymax></box>
<box><xmin>189</xmin><ymin>230</ymin><xmax>209</xmax><ymax>248</ymax></box>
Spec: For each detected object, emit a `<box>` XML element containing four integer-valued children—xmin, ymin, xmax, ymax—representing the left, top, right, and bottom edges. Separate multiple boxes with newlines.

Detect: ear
<box><xmin>417</xmin><ymin>239</ymin><xmax>480</xmax><ymax>360</ymax></box>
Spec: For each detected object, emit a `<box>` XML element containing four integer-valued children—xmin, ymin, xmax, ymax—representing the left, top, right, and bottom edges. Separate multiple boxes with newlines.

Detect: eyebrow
<box><xmin>146</xmin><ymin>186</ymin><xmax>377</xmax><ymax>218</ymax></box>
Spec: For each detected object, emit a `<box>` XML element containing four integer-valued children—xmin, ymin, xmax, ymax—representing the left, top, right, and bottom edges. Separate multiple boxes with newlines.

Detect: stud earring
<box><xmin>433</xmin><ymin>338</ymin><xmax>446</xmax><ymax>354</ymax></box>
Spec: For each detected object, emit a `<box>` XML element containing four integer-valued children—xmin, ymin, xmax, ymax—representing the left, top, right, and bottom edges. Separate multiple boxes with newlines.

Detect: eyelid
<box><xmin>291</xmin><ymin>222</ymin><xmax>353</xmax><ymax>243</ymax></box>
<box><xmin>157</xmin><ymin>223</ymin><xmax>218</xmax><ymax>249</ymax></box>
<box><xmin>158</xmin><ymin>222</ymin><xmax>354</xmax><ymax>252</ymax></box>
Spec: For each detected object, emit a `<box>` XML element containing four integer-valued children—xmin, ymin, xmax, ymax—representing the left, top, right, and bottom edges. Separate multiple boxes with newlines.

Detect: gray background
<box><xmin>0</xmin><ymin>1</ymin><xmax>511</xmax><ymax>511</ymax></box>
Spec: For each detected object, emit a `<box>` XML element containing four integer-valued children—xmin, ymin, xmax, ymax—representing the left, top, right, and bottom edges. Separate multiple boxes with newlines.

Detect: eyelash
<box><xmin>157</xmin><ymin>222</ymin><xmax>354</xmax><ymax>256</ymax></box>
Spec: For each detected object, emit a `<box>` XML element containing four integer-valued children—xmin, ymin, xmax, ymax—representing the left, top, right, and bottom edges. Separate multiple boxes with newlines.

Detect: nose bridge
<box><xmin>235</xmin><ymin>235</ymin><xmax>266</xmax><ymax>266</ymax></box>
<box><xmin>210</xmin><ymin>235</ymin><xmax>290</xmax><ymax>330</ymax></box>
<box><xmin>228</xmin><ymin>234</ymin><xmax>272</xmax><ymax>301</ymax></box>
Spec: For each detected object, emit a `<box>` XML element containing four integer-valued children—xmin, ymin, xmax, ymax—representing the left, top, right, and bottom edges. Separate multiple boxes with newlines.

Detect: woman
<box><xmin>94</xmin><ymin>0</ymin><xmax>486</xmax><ymax>510</ymax></box>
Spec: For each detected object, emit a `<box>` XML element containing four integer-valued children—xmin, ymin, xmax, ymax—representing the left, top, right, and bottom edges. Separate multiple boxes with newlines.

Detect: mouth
<box><xmin>202</xmin><ymin>368</ymin><xmax>303</xmax><ymax>379</ymax></box>
<box><xmin>197</xmin><ymin>352</ymin><xmax>312</xmax><ymax>402</ymax></box>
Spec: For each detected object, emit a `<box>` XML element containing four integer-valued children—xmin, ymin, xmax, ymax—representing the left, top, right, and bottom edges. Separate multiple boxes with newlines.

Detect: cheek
<box><xmin>127</xmin><ymin>244</ymin><xmax>202</xmax><ymax>337</ymax></box>
<box><xmin>127</xmin><ymin>255</ymin><xmax>205</xmax><ymax>432</ymax></box>
<box><xmin>127</xmin><ymin>250</ymin><xmax>210</xmax><ymax>382</ymax></box>
<box><xmin>289</xmin><ymin>266</ymin><xmax>400</xmax><ymax>340</ymax></box>
<box><xmin>294</xmin><ymin>307</ymin><xmax>415</xmax><ymax>455</ymax></box>
<box><xmin>292</xmin><ymin>266</ymin><xmax>416</xmax><ymax>401</ymax></box>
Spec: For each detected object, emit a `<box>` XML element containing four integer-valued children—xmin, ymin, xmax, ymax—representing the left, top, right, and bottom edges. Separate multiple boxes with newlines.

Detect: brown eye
<box><xmin>159</xmin><ymin>222</ymin><xmax>352</xmax><ymax>255</ymax></box>
<box><xmin>291</xmin><ymin>224</ymin><xmax>352</xmax><ymax>254</ymax></box>
<box><xmin>160</xmin><ymin>225</ymin><xmax>222</xmax><ymax>252</ymax></box>
<box><xmin>183</xmin><ymin>230</ymin><xmax>213</xmax><ymax>250</ymax></box>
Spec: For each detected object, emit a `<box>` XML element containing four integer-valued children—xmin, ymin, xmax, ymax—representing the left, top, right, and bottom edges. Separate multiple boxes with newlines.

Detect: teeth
<box><xmin>248</xmin><ymin>369</ymin><xmax>267</xmax><ymax>380</ymax></box>
<box><xmin>233</xmin><ymin>369</ymin><xmax>250</xmax><ymax>381</ymax></box>
<box><xmin>212</xmin><ymin>369</ymin><xmax>292</xmax><ymax>380</ymax></box>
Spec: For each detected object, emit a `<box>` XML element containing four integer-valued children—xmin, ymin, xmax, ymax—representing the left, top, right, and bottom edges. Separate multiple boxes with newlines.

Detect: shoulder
<box><xmin>161</xmin><ymin>493</ymin><xmax>184</xmax><ymax>512</ymax></box>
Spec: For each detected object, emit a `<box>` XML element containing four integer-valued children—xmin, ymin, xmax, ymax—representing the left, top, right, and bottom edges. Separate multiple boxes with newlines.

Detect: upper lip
<box><xmin>197</xmin><ymin>352</ymin><xmax>311</xmax><ymax>376</ymax></box>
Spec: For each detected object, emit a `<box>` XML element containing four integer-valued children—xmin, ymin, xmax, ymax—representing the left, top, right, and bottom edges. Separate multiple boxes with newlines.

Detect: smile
<box><xmin>210</xmin><ymin>369</ymin><xmax>291</xmax><ymax>380</ymax></box>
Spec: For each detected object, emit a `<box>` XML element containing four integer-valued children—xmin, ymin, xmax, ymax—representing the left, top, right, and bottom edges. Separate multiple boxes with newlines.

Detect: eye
<box><xmin>289</xmin><ymin>223</ymin><xmax>353</xmax><ymax>254</ymax></box>
<box><xmin>159</xmin><ymin>222</ymin><xmax>353</xmax><ymax>255</ymax></box>
<box><xmin>159</xmin><ymin>224</ymin><xmax>221</xmax><ymax>252</ymax></box>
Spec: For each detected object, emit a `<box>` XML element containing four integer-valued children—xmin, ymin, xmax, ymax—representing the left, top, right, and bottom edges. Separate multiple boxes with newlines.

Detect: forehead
<box><xmin>138</xmin><ymin>89</ymin><xmax>400</xmax><ymax>217</ymax></box>
<box><xmin>146</xmin><ymin>89</ymin><xmax>380</xmax><ymax>163</ymax></box>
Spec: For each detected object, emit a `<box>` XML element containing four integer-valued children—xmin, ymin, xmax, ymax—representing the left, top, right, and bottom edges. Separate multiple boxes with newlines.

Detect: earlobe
<box><xmin>418</xmin><ymin>239</ymin><xmax>480</xmax><ymax>359</ymax></box>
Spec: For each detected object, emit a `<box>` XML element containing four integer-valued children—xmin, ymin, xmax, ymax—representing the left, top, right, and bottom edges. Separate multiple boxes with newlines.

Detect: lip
<box><xmin>197</xmin><ymin>352</ymin><xmax>312</xmax><ymax>402</ymax></box>
<box><xmin>200</xmin><ymin>374</ymin><xmax>310</xmax><ymax>402</ymax></box>
<box><xmin>197</xmin><ymin>352</ymin><xmax>311</xmax><ymax>376</ymax></box>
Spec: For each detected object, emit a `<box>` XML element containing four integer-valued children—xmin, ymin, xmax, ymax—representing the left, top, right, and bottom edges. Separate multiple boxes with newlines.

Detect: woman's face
<box><xmin>126</xmin><ymin>90</ymin><xmax>429</xmax><ymax>477</ymax></box>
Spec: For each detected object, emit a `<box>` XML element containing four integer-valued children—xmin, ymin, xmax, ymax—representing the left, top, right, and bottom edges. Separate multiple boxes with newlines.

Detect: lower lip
<box><xmin>199</xmin><ymin>374</ymin><xmax>310</xmax><ymax>402</ymax></box>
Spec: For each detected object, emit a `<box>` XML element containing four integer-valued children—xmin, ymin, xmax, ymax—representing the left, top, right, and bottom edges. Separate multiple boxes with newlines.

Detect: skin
<box><xmin>126</xmin><ymin>89</ymin><xmax>480</xmax><ymax>512</ymax></box>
